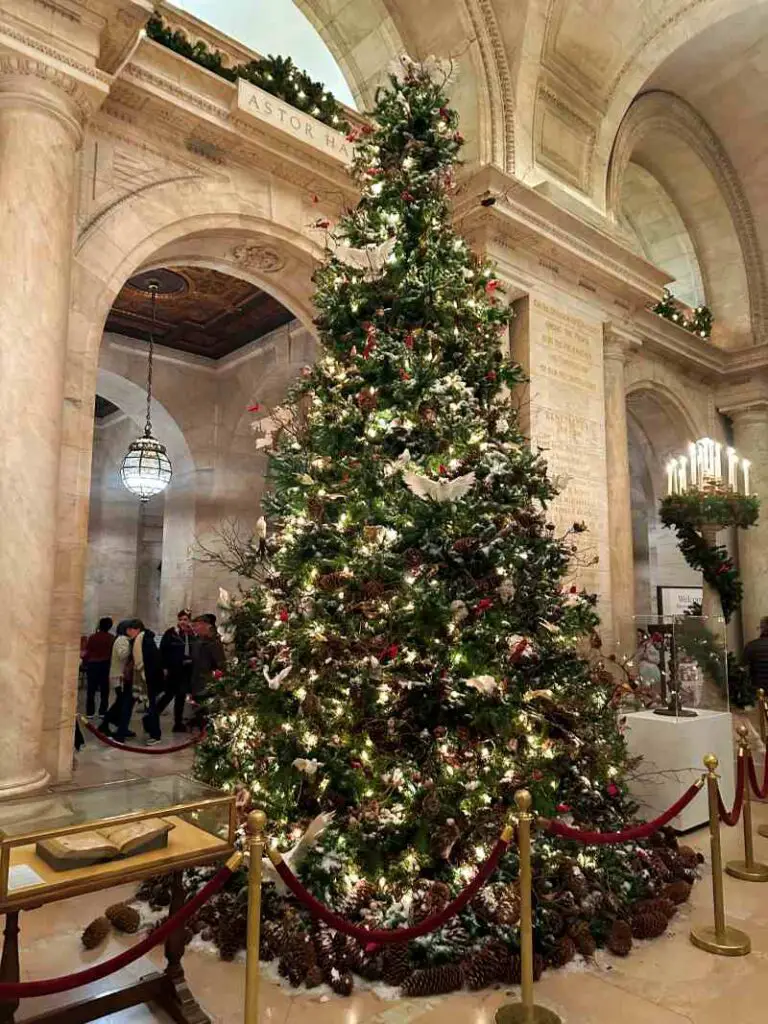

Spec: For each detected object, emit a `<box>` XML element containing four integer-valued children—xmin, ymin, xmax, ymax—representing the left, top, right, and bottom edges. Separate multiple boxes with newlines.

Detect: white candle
<box><xmin>678</xmin><ymin>456</ymin><xmax>688</xmax><ymax>492</ymax></box>
<box><xmin>667</xmin><ymin>460</ymin><xmax>677</xmax><ymax>495</ymax></box>
<box><xmin>727</xmin><ymin>448</ymin><xmax>737</xmax><ymax>490</ymax></box>
<box><xmin>743</xmin><ymin>459</ymin><xmax>751</xmax><ymax>495</ymax></box>
<box><xmin>689</xmin><ymin>443</ymin><xmax>698</xmax><ymax>489</ymax></box>
<box><xmin>715</xmin><ymin>442</ymin><xmax>722</xmax><ymax>482</ymax></box>
<box><xmin>698</xmin><ymin>442</ymin><xmax>707</xmax><ymax>488</ymax></box>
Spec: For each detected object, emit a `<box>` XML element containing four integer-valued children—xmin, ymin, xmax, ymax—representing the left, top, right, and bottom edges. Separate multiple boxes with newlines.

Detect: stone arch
<box><xmin>607</xmin><ymin>91</ymin><xmax>765</xmax><ymax>347</ymax></box>
<box><xmin>296</xmin><ymin>0</ymin><xmax>514</xmax><ymax>169</ymax></box>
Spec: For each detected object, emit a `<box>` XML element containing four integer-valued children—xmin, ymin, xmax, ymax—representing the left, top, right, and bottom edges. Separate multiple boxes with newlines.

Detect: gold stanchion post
<box><xmin>726</xmin><ymin>726</ymin><xmax>768</xmax><ymax>881</ymax></box>
<box><xmin>245</xmin><ymin>809</ymin><xmax>267</xmax><ymax>1024</ymax></box>
<box><xmin>690</xmin><ymin>755</ymin><xmax>750</xmax><ymax>956</ymax></box>
<box><xmin>496</xmin><ymin>791</ymin><xmax>561</xmax><ymax>1024</ymax></box>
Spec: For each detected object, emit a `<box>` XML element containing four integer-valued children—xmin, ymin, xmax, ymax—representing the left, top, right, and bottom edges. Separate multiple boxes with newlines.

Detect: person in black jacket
<box><xmin>743</xmin><ymin>618</ymin><xmax>768</xmax><ymax>692</ymax></box>
<box><xmin>125</xmin><ymin>619</ymin><xmax>164</xmax><ymax>745</ymax></box>
<box><xmin>187</xmin><ymin>615</ymin><xmax>226</xmax><ymax>731</ymax></box>
<box><xmin>158</xmin><ymin>609</ymin><xmax>194</xmax><ymax>732</ymax></box>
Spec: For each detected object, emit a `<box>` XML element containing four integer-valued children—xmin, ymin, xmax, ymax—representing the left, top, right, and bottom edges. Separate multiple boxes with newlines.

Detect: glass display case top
<box><xmin>0</xmin><ymin>775</ymin><xmax>225</xmax><ymax>841</ymax></box>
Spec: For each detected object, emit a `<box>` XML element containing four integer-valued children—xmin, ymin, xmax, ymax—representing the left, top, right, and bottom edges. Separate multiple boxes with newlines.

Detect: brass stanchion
<box><xmin>245</xmin><ymin>810</ymin><xmax>267</xmax><ymax>1024</ymax></box>
<box><xmin>496</xmin><ymin>791</ymin><xmax>561</xmax><ymax>1024</ymax></box>
<box><xmin>726</xmin><ymin>727</ymin><xmax>768</xmax><ymax>881</ymax></box>
<box><xmin>690</xmin><ymin>755</ymin><xmax>750</xmax><ymax>956</ymax></box>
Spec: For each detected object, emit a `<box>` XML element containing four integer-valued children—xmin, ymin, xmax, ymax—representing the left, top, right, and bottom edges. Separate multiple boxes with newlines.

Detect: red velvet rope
<box><xmin>717</xmin><ymin>753</ymin><xmax>746</xmax><ymax>827</ymax></box>
<box><xmin>271</xmin><ymin>837</ymin><xmax>509</xmax><ymax>945</ymax></box>
<box><xmin>544</xmin><ymin>781</ymin><xmax>702</xmax><ymax>845</ymax></box>
<box><xmin>748</xmin><ymin>750</ymin><xmax>768</xmax><ymax>801</ymax></box>
<box><xmin>83</xmin><ymin>720</ymin><xmax>205</xmax><ymax>755</ymax></box>
<box><xmin>0</xmin><ymin>864</ymin><xmax>234</xmax><ymax>1000</ymax></box>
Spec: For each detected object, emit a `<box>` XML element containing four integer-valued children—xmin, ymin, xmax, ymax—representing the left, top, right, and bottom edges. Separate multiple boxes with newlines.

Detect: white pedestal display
<box><xmin>623</xmin><ymin>710</ymin><xmax>735</xmax><ymax>832</ymax></box>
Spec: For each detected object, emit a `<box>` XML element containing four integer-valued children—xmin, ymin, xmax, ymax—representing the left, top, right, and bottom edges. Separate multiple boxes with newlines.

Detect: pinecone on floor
<box><xmin>462</xmin><ymin>939</ymin><xmax>509</xmax><ymax>990</ymax></box>
<box><xmin>631</xmin><ymin>910</ymin><xmax>668</xmax><ymax>940</ymax></box>
<box><xmin>314</xmin><ymin>926</ymin><xmax>355</xmax><ymax>995</ymax></box>
<box><xmin>82</xmin><ymin>916</ymin><xmax>111</xmax><ymax>950</ymax></box>
<box><xmin>343</xmin><ymin>936</ymin><xmax>382</xmax><ymax>980</ymax></box>
<box><xmin>105</xmin><ymin>903</ymin><xmax>141</xmax><ymax>934</ymax></box>
<box><xmin>569</xmin><ymin>921</ymin><xmax>596</xmax><ymax>958</ymax></box>
<box><xmin>561</xmin><ymin>864</ymin><xmax>588</xmax><ymax>899</ymax></box>
<box><xmin>635</xmin><ymin>897</ymin><xmax>676</xmax><ymax>921</ymax></box>
<box><xmin>279</xmin><ymin>931</ymin><xmax>312</xmax><ymax>987</ymax></box>
<box><xmin>217</xmin><ymin>908</ymin><xmax>247</xmax><ymax>962</ymax></box>
<box><xmin>402</xmin><ymin>963</ymin><xmax>464</xmax><ymax>997</ymax></box>
<box><xmin>678</xmin><ymin>845</ymin><xmax>703</xmax><ymax>869</ymax></box>
<box><xmin>410</xmin><ymin>880</ymin><xmax>451</xmax><ymax>925</ymax></box>
<box><xmin>381</xmin><ymin>943</ymin><xmax>411</xmax><ymax>986</ymax></box>
<box><xmin>304</xmin><ymin>940</ymin><xmax>324</xmax><ymax>989</ymax></box>
<box><xmin>435</xmin><ymin>921</ymin><xmax>473</xmax><ymax>959</ymax></box>
<box><xmin>663</xmin><ymin>880</ymin><xmax>692</xmax><ymax>905</ymax></box>
<box><xmin>259</xmin><ymin>920</ymin><xmax>282</xmax><ymax>961</ymax></box>
<box><xmin>607</xmin><ymin>920</ymin><xmax>633</xmax><ymax>957</ymax></box>
<box><xmin>137</xmin><ymin>877</ymin><xmax>172</xmax><ymax>910</ymax></box>
<box><xmin>548</xmin><ymin>934</ymin><xmax>576</xmax><ymax>968</ymax></box>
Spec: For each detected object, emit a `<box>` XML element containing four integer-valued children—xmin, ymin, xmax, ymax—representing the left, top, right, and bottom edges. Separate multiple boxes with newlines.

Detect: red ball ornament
<box><xmin>279</xmin><ymin>608</ymin><xmax>289</xmax><ymax>623</ymax></box>
<box><xmin>607</xmin><ymin>782</ymin><xmax>620</xmax><ymax>797</ymax></box>
<box><xmin>247</xmin><ymin>403</ymin><xmax>261</xmax><ymax>412</ymax></box>
<box><xmin>485</xmin><ymin>279</ymin><xmax>500</xmax><ymax>294</ymax></box>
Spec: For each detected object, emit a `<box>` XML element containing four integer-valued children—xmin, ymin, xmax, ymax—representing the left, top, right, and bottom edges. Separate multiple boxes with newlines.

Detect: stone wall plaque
<box><xmin>234</xmin><ymin>80</ymin><xmax>354</xmax><ymax>166</ymax></box>
<box><xmin>512</xmin><ymin>294</ymin><xmax>610</xmax><ymax>615</ymax></box>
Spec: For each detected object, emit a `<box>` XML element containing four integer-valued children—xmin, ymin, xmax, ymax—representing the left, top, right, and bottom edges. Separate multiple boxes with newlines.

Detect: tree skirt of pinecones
<box><xmin>131</xmin><ymin>836</ymin><xmax>700</xmax><ymax>998</ymax></box>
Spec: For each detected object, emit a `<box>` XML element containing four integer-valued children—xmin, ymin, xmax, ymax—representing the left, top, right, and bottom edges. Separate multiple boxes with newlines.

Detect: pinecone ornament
<box><xmin>401</xmin><ymin>963</ymin><xmax>464</xmax><ymax>997</ymax></box>
<box><xmin>463</xmin><ymin>939</ymin><xmax>509</xmax><ymax>990</ymax></box>
<box><xmin>607</xmin><ymin>920</ymin><xmax>633</xmax><ymax>957</ymax></box>
<box><xmin>410</xmin><ymin>880</ymin><xmax>451</xmax><ymax>925</ymax></box>
<box><xmin>279</xmin><ymin>931</ymin><xmax>312</xmax><ymax>987</ymax></box>
<box><xmin>435</xmin><ymin>921</ymin><xmax>473</xmax><ymax>959</ymax></box>
<box><xmin>569</xmin><ymin>921</ymin><xmax>596</xmax><ymax>958</ymax></box>
<box><xmin>548</xmin><ymin>935</ymin><xmax>576</xmax><ymax>968</ymax></box>
<box><xmin>631</xmin><ymin>910</ymin><xmax>668</xmax><ymax>940</ymax></box>
<box><xmin>82</xmin><ymin>917</ymin><xmax>111</xmax><ymax>950</ymax></box>
<box><xmin>382</xmin><ymin>943</ymin><xmax>411</xmax><ymax>986</ymax></box>
<box><xmin>314</xmin><ymin>926</ymin><xmax>355</xmax><ymax>994</ymax></box>
<box><xmin>472</xmin><ymin>882</ymin><xmax>521</xmax><ymax>926</ymax></box>
<box><xmin>503</xmin><ymin>952</ymin><xmax>544</xmax><ymax>985</ymax></box>
<box><xmin>260</xmin><ymin>919</ymin><xmax>282</xmax><ymax>961</ymax></box>
<box><xmin>105</xmin><ymin>902</ymin><xmax>141</xmax><ymax>934</ymax></box>
<box><xmin>339</xmin><ymin>880</ymin><xmax>377</xmax><ymax>919</ymax></box>
<box><xmin>635</xmin><ymin>897</ymin><xmax>676</xmax><ymax>921</ymax></box>
<box><xmin>317</xmin><ymin>571</ymin><xmax>347</xmax><ymax>592</ymax></box>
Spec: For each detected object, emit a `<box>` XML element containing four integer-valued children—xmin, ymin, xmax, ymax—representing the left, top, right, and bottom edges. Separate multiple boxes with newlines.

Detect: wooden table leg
<box><xmin>159</xmin><ymin>872</ymin><xmax>209</xmax><ymax>1024</ymax></box>
<box><xmin>0</xmin><ymin>912</ymin><xmax>20</xmax><ymax>1024</ymax></box>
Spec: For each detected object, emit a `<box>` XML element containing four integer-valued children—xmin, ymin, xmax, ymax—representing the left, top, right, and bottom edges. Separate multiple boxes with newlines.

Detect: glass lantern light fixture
<box><xmin>120</xmin><ymin>279</ymin><xmax>173</xmax><ymax>501</ymax></box>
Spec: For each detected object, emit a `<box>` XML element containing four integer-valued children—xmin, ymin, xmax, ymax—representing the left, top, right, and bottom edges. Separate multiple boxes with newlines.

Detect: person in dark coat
<box><xmin>743</xmin><ymin>617</ymin><xmax>768</xmax><ymax>691</ymax></box>
<box><xmin>187</xmin><ymin>615</ymin><xmax>226</xmax><ymax>730</ymax></box>
<box><xmin>82</xmin><ymin>617</ymin><xmax>115</xmax><ymax>718</ymax></box>
<box><xmin>125</xmin><ymin>619</ymin><xmax>164</xmax><ymax>745</ymax></box>
<box><xmin>158</xmin><ymin>609</ymin><xmax>194</xmax><ymax>732</ymax></box>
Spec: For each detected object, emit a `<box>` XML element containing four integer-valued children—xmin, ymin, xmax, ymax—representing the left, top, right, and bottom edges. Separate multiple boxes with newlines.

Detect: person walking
<box><xmin>82</xmin><ymin>617</ymin><xmax>115</xmax><ymax>719</ymax></box>
<box><xmin>125</xmin><ymin>619</ymin><xmax>164</xmax><ymax>745</ymax></box>
<box><xmin>158</xmin><ymin>610</ymin><xmax>195</xmax><ymax>732</ymax></box>
<box><xmin>743</xmin><ymin>617</ymin><xmax>768</xmax><ymax>691</ymax></box>
<box><xmin>100</xmin><ymin>620</ymin><xmax>136</xmax><ymax>741</ymax></box>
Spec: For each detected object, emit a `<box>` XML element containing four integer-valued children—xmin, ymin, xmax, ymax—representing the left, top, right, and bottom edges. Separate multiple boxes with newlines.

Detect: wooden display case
<box><xmin>0</xmin><ymin>776</ymin><xmax>237</xmax><ymax>1024</ymax></box>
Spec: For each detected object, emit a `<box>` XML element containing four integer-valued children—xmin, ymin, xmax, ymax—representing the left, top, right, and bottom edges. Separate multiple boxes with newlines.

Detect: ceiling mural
<box><xmin>106</xmin><ymin>266</ymin><xmax>295</xmax><ymax>360</ymax></box>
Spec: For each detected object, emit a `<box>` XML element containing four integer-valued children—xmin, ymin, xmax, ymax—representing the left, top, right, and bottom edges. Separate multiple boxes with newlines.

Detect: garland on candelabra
<box><xmin>145</xmin><ymin>15</ymin><xmax>350</xmax><ymax>132</ymax></box>
<box><xmin>659</xmin><ymin>492</ymin><xmax>759</xmax><ymax>622</ymax></box>
<box><xmin>652</xmin><ymin>289</ymin><xmax>713</xmax><ymax>339</ymax></box>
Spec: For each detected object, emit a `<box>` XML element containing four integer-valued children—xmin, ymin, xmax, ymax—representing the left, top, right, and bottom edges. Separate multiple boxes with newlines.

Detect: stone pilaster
<box><xmin>603</xmin><ymin>327</ymin><xmax>638</xmax><ymax>651</ymax></box>
<box><xmin>728</xmin><ymin>404</ymin><xmax>768</xmax><ymax>645</ymax></box>
<box><xmin>0</xmin><ymin>48</ymin><xmax>107</xmax><ymax>795</ymax></box>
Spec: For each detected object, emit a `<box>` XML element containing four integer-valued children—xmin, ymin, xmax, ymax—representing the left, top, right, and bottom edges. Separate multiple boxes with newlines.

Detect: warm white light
<box><xmin>120</xmin><ymin>433</ymin><xmax>172</xmax><ymax>501</ymax></box>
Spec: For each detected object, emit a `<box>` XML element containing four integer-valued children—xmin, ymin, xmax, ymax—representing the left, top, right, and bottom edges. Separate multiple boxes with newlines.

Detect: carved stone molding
<box><xmin>534</xmin><ymin>85</ymin><xmax>597</xmax><ymax>193</ymax></box>
<box><xmin>461</xmin><ymin>0</ymin><xmax>515</xmax><ymax>172</ymax></box>
<box><xmin>231</xmin><ymin>244</ymin><xmax>286</xmax><ymax>273</ymax></box>
<box><xmin>607</xmin><ymin>90</ymin><xmax>768</xmax><ymax>347</ymax></box>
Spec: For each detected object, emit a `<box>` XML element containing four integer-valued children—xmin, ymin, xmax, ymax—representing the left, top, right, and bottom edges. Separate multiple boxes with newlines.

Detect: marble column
<box><xmin>730</xmin><ymin>404</ymin><xmax>768</xmax><ymax>645</ymax></box>
<box><xmin>603</xmin><ymin>328</ymin><xmax>636</xmax><ymax>652</ymax></box>
<box><xmin>0</xmin><ymin>71</ymin><xmax>87</xmax><ymax>794</ymax></box>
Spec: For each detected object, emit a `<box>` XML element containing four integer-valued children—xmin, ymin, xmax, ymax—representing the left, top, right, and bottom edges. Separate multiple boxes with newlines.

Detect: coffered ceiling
<box><xmin>105</xmin><ymin>266</ymin><xmax>295</xmax><ymax>360</ymax></box>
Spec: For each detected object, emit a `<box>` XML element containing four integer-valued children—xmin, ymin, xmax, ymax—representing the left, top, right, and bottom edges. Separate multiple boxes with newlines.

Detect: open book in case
<box><xmin>0</xmin><ymin>775</ymin><xmax>236</xmax><ymax>911</ymax></box>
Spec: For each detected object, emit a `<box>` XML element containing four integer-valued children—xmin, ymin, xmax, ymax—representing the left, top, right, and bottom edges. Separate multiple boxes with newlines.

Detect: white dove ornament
<box><xmin>403</xmin><ymin>470</ymin><xmax>476</xmax><ymax>503</ymax></box>
<box><xmin>334</xmin><ymin>237</ymin><xmax>396</xmax><ymax>280</ymax></box>
<box><xmin>256</xmin><ymin>811</ymin><xmax>336</xmax><ymax>893</ymax></box>
<box><xmin>263</xmin><ymin>663</ymin><xmax>292</xmax><ymax>690</ymax></box>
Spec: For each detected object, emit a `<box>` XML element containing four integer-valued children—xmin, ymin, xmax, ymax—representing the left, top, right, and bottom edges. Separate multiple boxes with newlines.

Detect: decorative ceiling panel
<box><xmin>105</xmin><ymin>265</ymin><xmax>295</xmax><ymax>360</ymax></box>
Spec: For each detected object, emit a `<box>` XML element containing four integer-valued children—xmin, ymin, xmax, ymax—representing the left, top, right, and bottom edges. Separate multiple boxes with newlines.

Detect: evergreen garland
<box><xmin>659</xmin><ymin>493</ymin><xmax>759</xmax><ymax>622</ymax></box>
<box><xmin>652</xmin><ymin>288</ymin><xmax>713</xmax><ymax>339</ymax></box>
<box><xmin>145</xmin><ymin>15</ymin><xmax>350</xmax><ymax>132</ymax></box>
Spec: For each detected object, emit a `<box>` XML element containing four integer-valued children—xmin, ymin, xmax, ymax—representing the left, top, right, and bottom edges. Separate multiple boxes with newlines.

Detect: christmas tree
<box><xmin>195</xmin><ymin>57</ymin><xmax>695</xmax><ymax>989</ymax></box>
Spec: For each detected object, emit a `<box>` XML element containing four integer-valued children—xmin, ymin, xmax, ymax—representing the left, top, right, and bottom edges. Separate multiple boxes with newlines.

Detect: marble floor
<box><xmin>15</xmin><ymin>708</ymin><xmax>768</xmax><ymax>1023</ymax></box>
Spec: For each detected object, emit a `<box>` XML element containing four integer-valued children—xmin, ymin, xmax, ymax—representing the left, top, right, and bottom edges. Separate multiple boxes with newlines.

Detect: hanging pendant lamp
<box><xmin>120</xmin><ymin>280</ymin><xmax>173</xmax><ymax>501</ymax></box>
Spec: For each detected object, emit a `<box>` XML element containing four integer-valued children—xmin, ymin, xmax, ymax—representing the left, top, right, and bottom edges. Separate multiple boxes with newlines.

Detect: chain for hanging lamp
<box><xmin>120</xmin><ymin>281</ymin><xmax>173</xmax><ymax>501</ymax></box>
